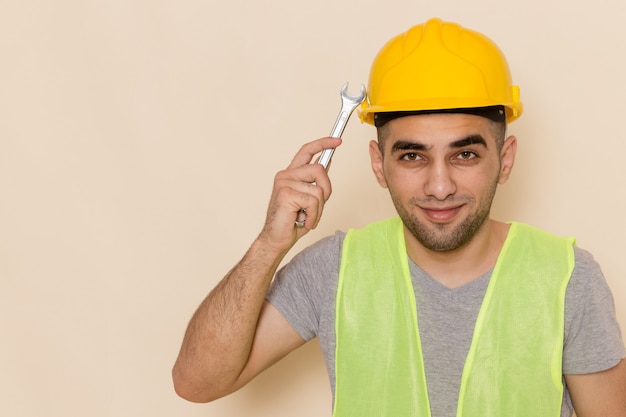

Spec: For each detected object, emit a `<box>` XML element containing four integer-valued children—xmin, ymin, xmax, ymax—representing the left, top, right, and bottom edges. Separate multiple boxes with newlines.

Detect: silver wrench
<box><xmin>295</xmin><ymin>82</ymin><xmax>367</xmax><ymax>227</ymax></box>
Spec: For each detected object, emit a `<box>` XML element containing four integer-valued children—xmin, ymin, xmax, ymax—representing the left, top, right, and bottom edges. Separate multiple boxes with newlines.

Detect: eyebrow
<box><xmin>450</xmin><ymin>135</ymin><xmax>489</xmax><ymax>149</ymax></box>
<box><xmin>390</xmin><ymin>140</ymin><xmax>430</xmax><ymax>153</ymax></box>
<box><xmin>390</xmin><ymin>134</ymin><xmax>489</xmax><ymax>154</ymax></box>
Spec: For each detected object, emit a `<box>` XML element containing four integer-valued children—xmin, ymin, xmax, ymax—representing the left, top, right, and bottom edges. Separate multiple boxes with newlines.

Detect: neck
<box><xmin>404</xmin><ymin>219</ymin><xmax>510</xmax><ymax>288</ymax></box>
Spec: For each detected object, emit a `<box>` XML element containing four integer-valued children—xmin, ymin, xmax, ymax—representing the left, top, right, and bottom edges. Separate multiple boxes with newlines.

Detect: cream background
<box><xmin>1</xmin><ymin>1</ymin><xmax>624</xmax><ymax>416</ymax></box>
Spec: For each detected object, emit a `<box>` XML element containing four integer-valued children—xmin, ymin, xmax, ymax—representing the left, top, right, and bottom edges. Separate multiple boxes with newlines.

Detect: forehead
<box><xmin>382</xmin><ymin>113</ymin><xmax>498</xmax><ymax>149</ymax></box>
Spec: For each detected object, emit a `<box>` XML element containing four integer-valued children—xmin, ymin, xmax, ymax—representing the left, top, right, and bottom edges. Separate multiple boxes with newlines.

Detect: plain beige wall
<box><xmin>1</xmin><ymin>1</ymin><xmax>624</xmax><ymax>416</ymax></box>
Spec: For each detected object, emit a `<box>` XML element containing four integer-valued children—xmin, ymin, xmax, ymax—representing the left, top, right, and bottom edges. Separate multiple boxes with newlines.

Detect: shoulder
<box><xmin>288</xmin><ymin>230</ymin><xmax>346</xmax><ymax>267</ymax></box>
<box><xmin>566</xmin><ymin>245</ymin><xmax>614</xmax><ymax>315</ymax></box>
<box><xmin>266</xmin><ymin>231</ymin><xmax>346</xmax><ymax>341</ymax></box>
<box><xmin>568</xmin><ymin>246</ymin><xmax>609</xmax><ymax>300</ymax></box>
<box><xmin>269</xmin><ymin>230</ymin><xmax>346</xmax><ymax>301</ymax></box>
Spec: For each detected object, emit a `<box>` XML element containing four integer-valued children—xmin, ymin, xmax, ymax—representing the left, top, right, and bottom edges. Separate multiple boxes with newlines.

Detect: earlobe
<box><xmin>498</xmin><ymin>135</ymin><xmax>517</xmax><ymax>184</ymax></box>
<box><xmin>369</xmin><ymin>140</ymin><xmax>388</xmax><ymax>188</ymax></box>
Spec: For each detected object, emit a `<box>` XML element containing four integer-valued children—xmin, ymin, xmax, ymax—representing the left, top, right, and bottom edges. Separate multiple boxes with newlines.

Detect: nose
<box><xmin>423</xmin><ymin>161</ymin><xmax>456</xmax><ymax>200</ymax></box>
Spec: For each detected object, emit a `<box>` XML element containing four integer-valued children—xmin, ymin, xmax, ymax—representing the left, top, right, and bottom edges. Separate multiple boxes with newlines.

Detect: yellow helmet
<box><xmin>359</xmin><ymin>18</ymin><xmax>523</xmax><ymax>125</ymax></box>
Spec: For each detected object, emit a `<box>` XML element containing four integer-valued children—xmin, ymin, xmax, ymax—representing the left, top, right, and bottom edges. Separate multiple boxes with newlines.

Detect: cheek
<box><xmin>381</xmin><ymin>162</ymin><xmax>401</xmax><ymax>186</ymax></box>
<box><xmin>469</xmin><ymin>157</ymin><xmax>501</xmax><ymax>185</ymax></box>
<box><xmin>472</xmin><ymin>168</ymin><xmax>501</xmax><ymax>199</ymax></box>
<box><xmin>382</xmin><ymin>165</ymin><xmax>422</xmax><ymax>195</ymax></box>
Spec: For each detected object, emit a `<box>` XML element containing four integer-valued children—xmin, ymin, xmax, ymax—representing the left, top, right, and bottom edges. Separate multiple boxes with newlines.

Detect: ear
<box><xmin>369</xmin><ymin>140</ymin><xmax>388</xmax><ymax>188</ymax></box>
<box><xmin>498</xmin><ymin>135</ymin><xmax>517</xmax><ymax>184</ymax></box>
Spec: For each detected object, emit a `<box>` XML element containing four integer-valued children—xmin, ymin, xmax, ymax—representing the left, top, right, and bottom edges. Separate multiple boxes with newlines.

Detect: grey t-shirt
<box><xmin>266</xmin><ymin>229</ymin><xmax>625</xmax><ymax>417</ymax></box>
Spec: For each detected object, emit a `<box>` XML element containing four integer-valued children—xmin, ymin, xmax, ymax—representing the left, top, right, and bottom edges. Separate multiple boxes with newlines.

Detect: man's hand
<box><xmin>259</xmin><ymin>136</ymin><xmax>342</xmax><ymax>254</ymax></box>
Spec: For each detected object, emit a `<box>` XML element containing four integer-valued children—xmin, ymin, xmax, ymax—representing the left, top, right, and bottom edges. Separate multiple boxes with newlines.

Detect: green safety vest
<box><xmin>333</xmin><ymin>217</ymin><xmax>575</xmax><ymax>417</ymax></box>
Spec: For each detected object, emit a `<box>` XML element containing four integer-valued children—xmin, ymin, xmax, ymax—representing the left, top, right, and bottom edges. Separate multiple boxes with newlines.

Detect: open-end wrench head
<box><xmin>340</xmin><ymin>82</ymin><xmax>367</xmax><ymax>106</ymax></box>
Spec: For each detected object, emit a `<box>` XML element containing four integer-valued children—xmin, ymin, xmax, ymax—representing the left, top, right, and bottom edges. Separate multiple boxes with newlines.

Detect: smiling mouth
<box><xmin>421</xmin><ymin>206</ymin><xmax>463</xmax><ymax>222</ymax></box>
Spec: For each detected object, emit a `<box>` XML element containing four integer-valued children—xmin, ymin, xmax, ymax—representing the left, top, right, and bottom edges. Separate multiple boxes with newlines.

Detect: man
<box><xmin>172</xmin><ymin>18</ymin><xmax>626</xmax><ymax>416</ymax></box>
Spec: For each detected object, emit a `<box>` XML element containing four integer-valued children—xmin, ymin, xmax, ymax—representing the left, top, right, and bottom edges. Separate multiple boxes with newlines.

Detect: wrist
<box><xmin>252</xmin><ymin>233</ymin><xmax>293</xmax><ymax>261</ymax></box>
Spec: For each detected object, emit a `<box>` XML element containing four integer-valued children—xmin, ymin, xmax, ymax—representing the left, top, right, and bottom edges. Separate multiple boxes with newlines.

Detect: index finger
<box><xmin>287</xmin><ymin>137</ymin><xmax>343</xmax><ymax>169</ymax></box>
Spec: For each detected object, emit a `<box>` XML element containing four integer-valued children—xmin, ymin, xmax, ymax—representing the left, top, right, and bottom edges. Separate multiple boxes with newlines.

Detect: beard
<box><xmin>390</xmin><ymin>181</ymin><xmax>498</xmax><ymax>252</ymax></box>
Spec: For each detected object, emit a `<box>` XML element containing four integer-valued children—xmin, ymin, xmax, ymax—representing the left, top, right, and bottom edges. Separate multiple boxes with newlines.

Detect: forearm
<box><xmin>172</xmin><ymin>237</ymin><xmax>288</xmax><ymax>402</ymax></box>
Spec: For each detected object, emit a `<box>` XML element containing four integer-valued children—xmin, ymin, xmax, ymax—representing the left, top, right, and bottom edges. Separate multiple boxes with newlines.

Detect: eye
<box><xmin>401</xmin><ymin>152</ymin><xmax>422</xmax><ymax>161</ymax></box>
<box><xmin>456</xmin><ymin>150</ymin><xmax>478</xmax><ymax>160</ymax></box>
